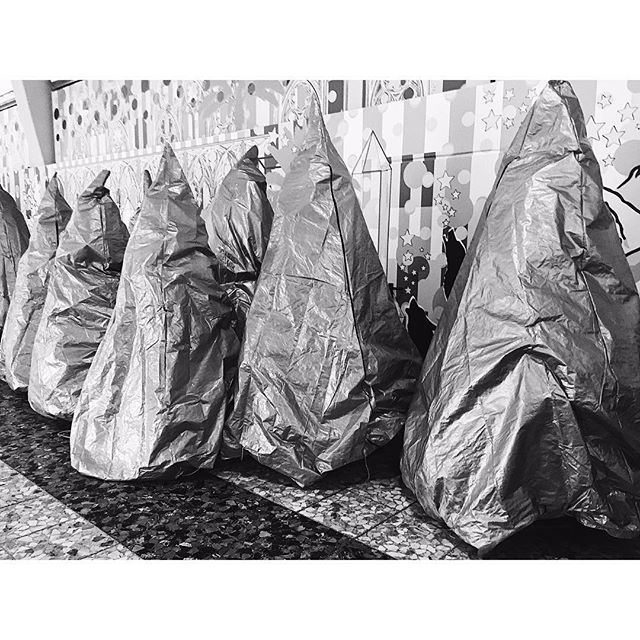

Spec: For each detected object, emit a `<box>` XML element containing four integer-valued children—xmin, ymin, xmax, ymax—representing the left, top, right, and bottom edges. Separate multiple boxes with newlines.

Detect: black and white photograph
<box><xmin>1</xmin><ymin>2</ymin><xmax>638</xmax><ymax>638</ymax></box>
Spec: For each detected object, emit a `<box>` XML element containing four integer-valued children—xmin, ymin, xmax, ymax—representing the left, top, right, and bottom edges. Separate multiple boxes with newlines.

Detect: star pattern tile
<box><xmin>400</xmin><ymin>229</ymin><xmax>414</xmax><ymax>246</ymax></box>
<box><xmin>482</xmin><ymin>109</ymin><xmax>501</xmax><ymax>131</ymax></box>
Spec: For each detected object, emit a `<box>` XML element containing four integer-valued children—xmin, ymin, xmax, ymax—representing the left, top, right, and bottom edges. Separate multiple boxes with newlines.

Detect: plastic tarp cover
<box><xmin>401</xmin><ymin>81</ymin><xmax>640</xmax><ymax>553</ymax></box>
<box><xmin>127</xmin><ymin>169</ymin><xmax>152</xmax><ymax>233</ymax></box>
<box><xmin>70</xmin><ymin>145</ymin><xmax>240</xmax><ymax>481</ymax></box>
<box><xmin>202</xmin><ymin>145</ymin><xmax>274</xmax><ymax>333</ymax></box>
<box><xmin>0</xmin><ymin>184</ymin><xmax>30</xmax><ymax>339</ymax></box>
<box><xmin>1</xmin><ymin>176</ymin><xmax>72</xmax><ymax>391</ymax></box>
<box><xmin>29</xmin><ymin>170</ymin><xmax>128</xmax><ymax>420</ymax></box>
<box><xmin>224</xmin><ymin>99</ymin><xmax>422</xmax><ymax>487</ymax></box>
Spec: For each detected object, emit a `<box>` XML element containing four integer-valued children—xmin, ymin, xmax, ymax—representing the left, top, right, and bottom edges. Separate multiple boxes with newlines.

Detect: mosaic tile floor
<box><xmin>2</xmin><ymin>380</ymin><xmax>640</xmax><ymax>560</ymax></box>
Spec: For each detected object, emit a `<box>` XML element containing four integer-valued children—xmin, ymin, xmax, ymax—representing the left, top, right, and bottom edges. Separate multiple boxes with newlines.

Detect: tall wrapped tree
<box><xmin>29</xmin><ymin>170</ymin><xmax>128</xmax><ymax>420</ymax></box>
<box><xmin>0</xmin><ymin>183</ymin><xmax>30</xmax><ymax>338</ymax></box>
<box><xmin>401</xmin><ymin>81</ymin><xmax>640</xmax><ymax>553</ymax></box>
<box><xmin>202</xmin><ymin>145</ymin><xmax>274</xmax><ymax>334</ymax></box>
<box><xmin>225</xmin><ymin>98</ymin><xmax>421</xmax><ymax>487</ymax></box>
<box><xmin>1</xmin><ymin>175</ymin><xmax>72</xmax><ymax>391</ymax></box>
<box><xmin>70</xmin><ymin>144</ymin><xmax>240</xmax><ymax>481</ymax></box>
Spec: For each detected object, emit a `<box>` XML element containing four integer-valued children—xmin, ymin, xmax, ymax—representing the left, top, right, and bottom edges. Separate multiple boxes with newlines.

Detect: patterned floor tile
<box><xmin>84</xmin><ymin>545</ymin><xmax>140</xmax><ymax>560</ymax></box>
<box><xmin>0</xmin><ymin>546</ymin><xmax>13</xmax><ymax>559</ymax></box>
<box><xmin>358</xmin><ymin>503</ymin><xmax>477</xmax><ymax>560</ymax></box>
<box><xmin>0</xmin><ymin>492</ymin><xmax>74</xmax><ymax>542</ymax></box>
<box><xmin>249</xmin><ymin>479</ymin><xmax>343</xmax><ymax>513</ymax></box>
<box><xmin>300</xmin><ymin>489</ymin><xmax>400</xmax><ymax>538</ymax></box>
<box><xmin>351</xmin><ymin>475</ymin><xmax>416</xmax><ymax>510</ymax></box>
<box><xmin>0</xmin><ymin>473</ymin><xmax>42</xmax><ymax>507</ymax></box>
<box><xmin>3</xmin><ymin>517</ymin><xmax>118</xmax><ymax>559</ymax></box>
<box><xmin>0</xmin><ymin>461</ymin><xmax>17</xmax><ymax>480</ymax></box>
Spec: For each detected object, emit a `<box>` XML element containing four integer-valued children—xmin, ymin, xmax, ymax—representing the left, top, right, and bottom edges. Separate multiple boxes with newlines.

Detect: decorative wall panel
<box><xmin>51</xmin><ymin>80</ymin><xmax>459</xmax><ymax>163</ymax></box>
<box><xmin>12</xmin><ymin>79</ymin><xmax>637</xmax><ymax>349</ymax></box>
<box><xmin>0</xmin><ymin>105</ymin><xmax>32</xmax><ymax>218</ymax></box>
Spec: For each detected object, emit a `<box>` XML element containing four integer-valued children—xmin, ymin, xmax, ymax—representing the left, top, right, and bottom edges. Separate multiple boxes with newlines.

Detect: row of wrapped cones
<box><xmin>3</xmin><ymin>81</ymin><xmax>640</xmax><ymax>552</ymax></box>
<box><xmin>69</xmin><ymin>101</ymin><xmax>420</xmax><ymax>481</ymax></box>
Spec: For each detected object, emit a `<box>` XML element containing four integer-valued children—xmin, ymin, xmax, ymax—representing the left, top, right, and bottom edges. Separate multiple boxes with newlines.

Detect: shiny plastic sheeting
<box><xmin>1</xmin><ymin>175</ymin><xmax>72</xmax><ymax>391</ymax></box>
<box><xmin>29</xmin><ymin>170</ymin><xmax>128</xmax><ymax>420</ymax></box>
<box><xmin>225</xmin><ymin>99</ymin><xmax>422</xmax><ymax>487</ymax></box>
<box><xmin>202</xmin><ymin>145</ymin><xmax>274</xmax><ymax>332</ymax></box>
<box><xmin>127</xmin><ymin>169</ymin><xmax>152</xmax><ymax>233</ymax></box>
<box><xmin>70</xmin><ymin>145</ymin><xmax>241</xmax><ymax>481</ymax></box>
<box><xmin>0</xmin><ymin>184</ymin><xmax>30</xmax><ymax>338</ymax></box>
<box><xmin>401</xmin><ymin>81</ymin><xmax>640</xmax><ymax>553</ymax></box>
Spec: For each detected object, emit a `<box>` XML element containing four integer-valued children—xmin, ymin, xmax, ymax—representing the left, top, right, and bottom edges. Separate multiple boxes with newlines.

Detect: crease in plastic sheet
<box><xmin>401</xmin><ymin>81</ymin><xmax>640</xmax><ymax>553</ymax></box>
<box><xmin>127</xmin><ymin>169</ymin><xmax>152</xmax><ymax>233</ymax></box>
<box><xmin>70</xmin><ymin>144</ymin><xmax>241</xmax><ymax>481</ymax></box>
<box><xmin>0</xmin><ymin>183</ymin><xmax>30</xmax><ymax>342</ymax></box>
<box><xmin>28</xmin><ymin>170</ymin><xmax>128</xmax><ymax>420</ymax></box>
<box><xmin>202</xmin><ymin>145</ymin><xmax>274</xmax><ymax>334</ymax></box>
<box><xmin>225</xmin><ymin>98</ymin><xmax>422</xmax><ymax>487</ymax></box>
<box><xmin>1</xmin><ymin>175</ymin><xmax>72</xmax><ymax>391</ymax></box>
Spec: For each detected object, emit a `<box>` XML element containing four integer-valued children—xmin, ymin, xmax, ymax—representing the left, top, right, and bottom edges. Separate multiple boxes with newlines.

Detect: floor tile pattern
<box><xmin>3</xmin><ymin>381</ymin><xmax>640</xmax><ymax>559</ymax></box>
<box><xmin>0</xmin><ymin>383</ymin><xmax>386</xmax><ymax>560</ymax></box>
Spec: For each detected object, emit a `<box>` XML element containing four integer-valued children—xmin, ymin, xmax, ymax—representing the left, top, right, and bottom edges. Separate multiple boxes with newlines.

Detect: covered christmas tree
<box><xmin>29</xmin><ymin>170</ymin><xmax>128</xmax><ymax>420</ymax></box>
<box><xmin>0</xmin><ymin>183</ymin><xmax>29</xmax><ymax>338</ymax></box>
<box><xmin>202</xmin><ymin>145</ymin><xmax>274</xmax><ymax>333</ymax></box>
<box><xmin>225</xmin><ymin>98</ymin><xmax>421</xmax><ymax>486</ymax></box>
<box><xmin>1</xmin><ymin>175</ymin><xmax>72</xmax><ymax>391</ymax></box>
<box><xmin>401</xmin><ymin>81</ymin><xmax>640</xmax><ymax>553</ymax></box>
<box><xmin>70</xmin><ymin>144</ymin><xmax>240</xmax><ymax>480</ymax></box>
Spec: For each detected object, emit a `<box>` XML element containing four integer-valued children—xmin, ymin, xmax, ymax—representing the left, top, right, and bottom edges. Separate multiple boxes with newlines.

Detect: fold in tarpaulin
<box><xmin>70</xmin><ymin>144</ymin><xmax>241</xmax><ymax>481</ymax></box>
<box><xmin>127</xmin><ymin>169</ymin><xmax>152</xmax><ymax>233</ymax></box>
<box><xmin>202</xmin><ymin>145</ymin><xmax>274</xmax><ymax>333</ymax></box>
<box><xmin>1</xmin><ymin>175</ymin><xmax>72</xmax><ymax>391</ymax></box>
<box><xmin>224</xmin><ymin>98</ymin><xmax>422</xmax><ymax>487</ymax></box>
<box><xmin>401</xmin><ymin>81</ymin><xmax>640</xmax><ymax>553</ymax></box>
<box><xmin>0</xmin><ymin>184</ymin><xmax>30</xmax><ymax>339</ymax></box>
<box><xmin>28</xmin><ymin>170</ymin><xmax>128</xmax><ymax>420</ymax></box>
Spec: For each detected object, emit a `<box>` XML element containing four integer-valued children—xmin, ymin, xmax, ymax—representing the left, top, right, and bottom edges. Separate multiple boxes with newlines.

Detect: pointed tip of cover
<box><xmin>82</xmin><ymin>170</ymin><xmax>111</xmax><ymax>198</ymax></box>
<box><xmin>243</xmin><ymin>145</ymin><xmax>259</xmax><ymax>162</ymax></box>
<box><xmin>507</xmin><ymin>80</ymin><xmax>586</xmax><ymax>159</ymax></box>
<box><xmin>47</xmin><ymin>173</ymin><xmax>61</xmax><ymax>195</ymax></box>
<box><xmin>305</xmin><ymin>93</ymin><xmax>326</xmax><ymax>139</ymax></box>
<box><xmin>151</xmin><ymin>143</ymin><xmax>191</xmax><ymax>195</ymax></box>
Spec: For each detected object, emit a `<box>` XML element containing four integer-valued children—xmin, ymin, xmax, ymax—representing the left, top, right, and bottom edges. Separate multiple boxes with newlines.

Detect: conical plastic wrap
<box><xmin>1</xmin><ymin>176</ymin><xmax>72</xmax><ymax>391</ymax></box>
<box><xmin>401</xmin><ymin>81</ymin><xmax>640</xmax><ymax>553</ymax></box>
<box><xmin>70</xmin><ymin>145</ymin><xmax>241</xmax><ymax>481</ymax></box>
<box><xmin>28</xmin><ymin>170</ymin><xmax>128</xmax><ymax>420</ymax></box>
<box><xmin>0</xmin><ymin>184</ymin><xmax>30</xmax><ymax>338</ymax></box>
<box><xmin>225</xmin><ymin>99</ymin><xmax>422</xmax><ymax>487</ymax></box>
<box><xmin>127</xmin><ymin>169</ymin><xmax>152</xmax><ymax>233</ymax></box>
<box><xmin>202</xmin><ymin>145</ymin><xmax>274</xmax><ymax>332</ymax></box>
